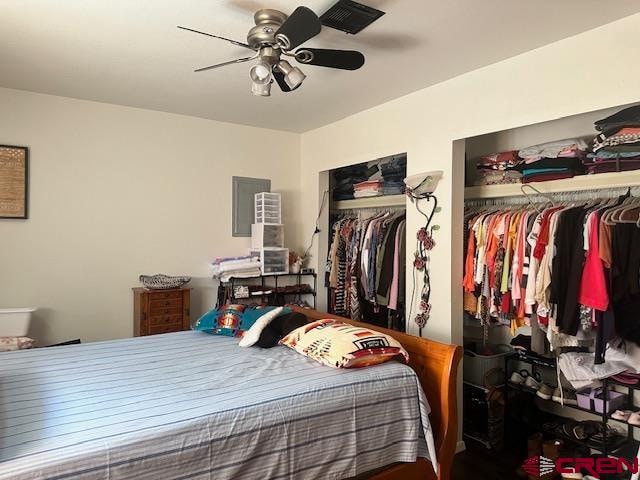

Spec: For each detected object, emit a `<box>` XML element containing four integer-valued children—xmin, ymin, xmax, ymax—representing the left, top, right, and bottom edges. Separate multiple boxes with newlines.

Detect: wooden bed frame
<box><xmin>290</xmin><ymin>307</ymin><xmax>462</xmax><ymax>480</ymax></box>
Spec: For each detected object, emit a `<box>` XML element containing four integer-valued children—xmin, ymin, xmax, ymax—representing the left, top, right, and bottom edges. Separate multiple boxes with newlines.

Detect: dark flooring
<box><xmin>452</xmin><ymin>442</ymin><xmax>524</xmax><ymax>480</ymax></box>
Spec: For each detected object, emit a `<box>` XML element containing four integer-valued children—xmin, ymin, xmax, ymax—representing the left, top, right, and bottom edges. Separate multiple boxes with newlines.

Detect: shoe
<box><xmin>628</xmin><ymin>411</ymin><xmax>640</xmax><ymax>426</ymax></box>
<box><xmin>551</xmin><ymin>388</ymin><xmax>578</xmax><ymax>406</ymax></box>
<box><xmin>511</xmin><ymin>371</ymin><xmax>526</xmax><ymax>384</ymax></box>
<box><xmin>525</xmin><ymin>376</ymin><xmax>541</xmax><ymax>390</ymax></box>
<box><xmin>537</xmin><ymin>383</ymin><xmax>555</xmax><ymax>400</ymax></box>
<box><xmin>611</xmin><ymin>410</ymin><xmax>633</xmax><ymax>422</ymax></box>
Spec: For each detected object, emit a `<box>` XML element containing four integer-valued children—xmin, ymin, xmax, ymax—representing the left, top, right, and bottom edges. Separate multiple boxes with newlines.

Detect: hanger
<box><xmin>520</xmin><ymin>184</ymin><xmax>555</xmax><ymax>214</ymax></box>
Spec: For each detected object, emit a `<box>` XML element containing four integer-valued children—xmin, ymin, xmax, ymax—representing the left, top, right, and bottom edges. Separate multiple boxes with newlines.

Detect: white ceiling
<box><xmin>2</xmin><ymin>1</ymin><xmax>639</xmax><ymax>132</ymax></box>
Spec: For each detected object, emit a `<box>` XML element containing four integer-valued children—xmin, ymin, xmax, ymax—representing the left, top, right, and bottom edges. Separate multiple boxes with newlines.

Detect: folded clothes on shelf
<box><xmin>474</xmin><ymin>170</ymin><xmax>522</xmax><ymax>186</ymax></box>
<box><xmin>476</xmin><ymin>150</ymin><xmax>520</xmax><ymax>170</ymax></box>
<box><xmin>353</xmin><ymin>179</ymin><xmax>383</xmax><ymax>198</ymax></box>
<box><xmin>518</xmin><ymin>138</ymin><xmax>588</xmax><ymax>163</ymax></box>
<box><xmin>212</xmin><ymin>254</ymin><xmax>261</xmax><ymax>282</ymax></box>
<box><xmin>595</xmin><ymin>104</ymin><xmax>640</xmax><ymax>136</ymax></box>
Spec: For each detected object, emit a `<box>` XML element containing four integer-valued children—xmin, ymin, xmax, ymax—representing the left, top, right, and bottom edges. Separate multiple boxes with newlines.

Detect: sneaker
<box><xmin>510</xmin><ymin>371</ymin><xmax>526</xmax><ymax>384</ymax></box>
<box><xmin>536</xmin><ymin>383</ymin><xmax>555</xmax><ymax>400</ymax></box>
<box><xmin>524</xmin><ymin>376</ymin><xmax>541</xmax><ymax>390</ymax></box>
<box><xmin>628</xmin><ymin>411</ymin><xmax>640</xmax><ymax>426</ymax></box>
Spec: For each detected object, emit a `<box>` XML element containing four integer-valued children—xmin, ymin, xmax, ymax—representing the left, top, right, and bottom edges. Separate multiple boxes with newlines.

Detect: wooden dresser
<box><xmin>132</xmin><ymin>287</ymin><xmax>191</xmax><ymax>336</ymax></box>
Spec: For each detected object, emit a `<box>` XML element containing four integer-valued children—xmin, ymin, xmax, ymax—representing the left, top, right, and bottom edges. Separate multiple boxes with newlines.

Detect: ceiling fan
<box><xmin>178</xmin><ymin>6</ymin><xmax>365</xmax><ymax>96</ymax></box>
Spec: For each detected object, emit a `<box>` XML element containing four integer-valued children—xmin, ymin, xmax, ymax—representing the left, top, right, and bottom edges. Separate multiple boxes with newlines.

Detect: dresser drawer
<box><xmin>150</xmin><ymin>314</ymin><xmax>184</xmax><ymax>327</ymax></box>
<box><xmin>149</xmin><ymin>306</ymin><xmax>183</xmax><ymax>316</ymax></box>
<box><xmin>148</xmin><ymin>290</ymin><xmax>183</xmax><ymax>300</ymax></box>
<box><xmin>149</xmin><ymin>298</ymin><xmax>182</xmax><ymax>309</ymax></box>
<box><xmin>149</xmin><ymin>323</ymin><xmax>183</xmax><ymax>335</ymax></box>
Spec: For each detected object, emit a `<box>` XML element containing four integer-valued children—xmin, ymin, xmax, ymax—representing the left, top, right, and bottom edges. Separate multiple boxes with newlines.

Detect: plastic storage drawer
<box><xmin>249</xmin><ymin>248</ymin><xmax>288</xmax><ymax>275</ymax></box>
<box><xmin>251</xmin><ymin>224</ymin><xmax>285</xmax><ymax>249</ymax></box>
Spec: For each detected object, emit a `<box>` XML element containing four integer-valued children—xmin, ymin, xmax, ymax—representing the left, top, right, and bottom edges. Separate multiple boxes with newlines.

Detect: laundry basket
<box><xmin>463</xmin><ymin>344</ymin><xmax>512</xmax><ymax>387</ymax></box>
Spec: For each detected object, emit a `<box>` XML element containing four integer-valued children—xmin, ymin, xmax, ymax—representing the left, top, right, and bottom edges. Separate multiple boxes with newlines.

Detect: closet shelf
<box><xmin>332</xmin><ymin>194</ymin><xmax>406</xmax><ymax>210</ymax></box>
<box><xmin>465</xmin><ymin>170</ymin><xmax>640</xmax><ymax>200</ymax></box>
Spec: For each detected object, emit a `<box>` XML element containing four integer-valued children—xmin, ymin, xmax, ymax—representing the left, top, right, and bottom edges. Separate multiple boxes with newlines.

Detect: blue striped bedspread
<box><xmin>0</xmin><ymin>331</ymin><xmax>436</xmax><ymax>480</ymax></box>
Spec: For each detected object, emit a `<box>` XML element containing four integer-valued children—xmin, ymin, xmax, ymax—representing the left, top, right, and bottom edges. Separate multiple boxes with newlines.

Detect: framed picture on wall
<box><xmin>0</xmin><ymin>145</ymin><xmax>29</xmax><ymax>219</ymax></box>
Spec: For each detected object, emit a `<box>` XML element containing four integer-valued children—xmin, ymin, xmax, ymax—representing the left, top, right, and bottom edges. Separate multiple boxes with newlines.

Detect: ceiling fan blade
<box><xmin>177</xmin><ymin>26</ymin><xmax>254</xmax><ymax>51</ymax></box>
<box><xmin>275</xmin><ymin>7</ymin><xmax>322</xmax><ymax>50</ymax></box>
<box><xmin>295</xmin><ymin>48</ymin><xmax>365</xmax><ymax>70</ymax></box>
<box><xmin>194</xmin><ymin>55</ymin><xmax>256</xmax><ymax>72</ymax></box>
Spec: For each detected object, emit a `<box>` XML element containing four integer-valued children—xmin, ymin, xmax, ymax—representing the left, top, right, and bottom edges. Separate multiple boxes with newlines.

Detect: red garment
<box><xmin>578</xmin><ymin>213</ymin><xmax>609</xmax><ymax>311</ymax></box>
<box><xmin>533</xmin><ymin>207</ymin><xmax>563</xmax><ymax>260</ymax></box>
<box><xmin>500</xmin><ymin>290</ymin><xmax>511</xmax><ymax>314</ymax></box>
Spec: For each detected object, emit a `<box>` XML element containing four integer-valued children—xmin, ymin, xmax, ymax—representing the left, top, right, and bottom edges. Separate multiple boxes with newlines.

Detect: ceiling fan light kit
<box><xmin>178</xmin><ymin>5</ymin><xmax>367</xmax><ymax>97</ymax></box>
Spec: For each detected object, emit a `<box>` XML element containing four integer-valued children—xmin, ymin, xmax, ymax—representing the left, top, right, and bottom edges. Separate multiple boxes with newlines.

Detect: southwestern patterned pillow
<box><xmin>280</xmin><ymin>319</ymin><xmax>409</xmax><ymax>368</ymax></box>
<box><xmin>194</xmin><ymin>305</ymin><xmax>290</xmax><ymax>338</ymax></box>
<box><xmin>193</xmin><ymin>304</ymin><xmax>246</xmax><ymax>337</ymax></box>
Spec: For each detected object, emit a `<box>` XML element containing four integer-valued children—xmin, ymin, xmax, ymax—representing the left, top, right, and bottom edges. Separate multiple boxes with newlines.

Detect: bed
<box><xmin>0</xmin><ymin>308</ymin><xmax>461</xmax><ymax>480</ymax></box>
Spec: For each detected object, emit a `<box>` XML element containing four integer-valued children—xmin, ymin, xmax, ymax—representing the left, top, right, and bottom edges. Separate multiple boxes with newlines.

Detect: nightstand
<box><xmin>132</xmin><ymin>287</ymin><xmax>191</xmax><ymax>336</ymax></box>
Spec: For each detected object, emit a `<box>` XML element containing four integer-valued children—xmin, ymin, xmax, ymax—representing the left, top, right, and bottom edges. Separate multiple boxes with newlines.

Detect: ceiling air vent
<box><xmin>320</xmin><ymin>0</ymin><xmax>385</xmax><ymax>35</ymax></box>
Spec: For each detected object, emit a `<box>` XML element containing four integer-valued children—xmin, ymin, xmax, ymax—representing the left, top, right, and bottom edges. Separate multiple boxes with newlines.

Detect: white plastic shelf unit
<box><xmin>255</xmin><ymin>192</ymin><xmax>281</xmax><ymax>224</ymax></box>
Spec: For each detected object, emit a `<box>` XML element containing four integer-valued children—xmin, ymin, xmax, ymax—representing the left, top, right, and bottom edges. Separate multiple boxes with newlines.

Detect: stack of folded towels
<box><xmin>353</xmin><ymin>179</ymin><xmax>383</xmax><ymax>198</ymax></box>
<box><xmin>212</xmin><ymin>254</ymin><xmax>261</xmax><ymax>282</ymax></box>
<box><xmin>514</xmin><ymin>138</ymin><xmax>587</xmax><ymax>183</ymax></box>
<box><xmin>474</xmin><ymin>151</ymin><xmax>522</xmax><ymax>186</ymax></box>
<box><xmin>585</xmin><ymin>105</ymin><xmax>640</xmax><ymax>174</ymax></box>
<box><xmin>380</xmin><ymin>155</ymin><xmax>406</xmax><ymax>195</ymax></box>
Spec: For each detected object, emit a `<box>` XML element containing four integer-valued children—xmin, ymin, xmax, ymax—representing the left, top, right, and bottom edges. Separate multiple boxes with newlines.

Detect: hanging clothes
<box><xmin>327</xmin><ymin>210</ymin><xmax>406</xmax><ymax>331</ymax></box>
<box><xmin>463</xmin><ymin>191</ymin><xmax>640</xmax><ymax>358</ymax></box>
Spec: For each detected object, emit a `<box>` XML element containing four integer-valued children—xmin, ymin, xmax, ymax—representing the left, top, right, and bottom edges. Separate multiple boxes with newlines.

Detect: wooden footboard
<box><xmin>290</xmin><ymin>307</ymin><xmax>462</xmax><ymax>480</ymax></box>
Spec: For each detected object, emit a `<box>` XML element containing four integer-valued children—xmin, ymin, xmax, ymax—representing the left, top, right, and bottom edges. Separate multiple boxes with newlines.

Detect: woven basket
<box><xmin>139</xmin><ymin>274</ymin><xmax>191</xmax><ymax>290</ymax></box>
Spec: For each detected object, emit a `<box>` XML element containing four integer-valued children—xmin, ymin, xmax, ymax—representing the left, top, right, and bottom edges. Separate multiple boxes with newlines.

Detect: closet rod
<box><xmin>464</xmin><ymin>185</ymin><xmax>640</xmax><ymax>208</ymax></box>
<box><xmin>330</xmin><ymin>204</ymin><xmax>406</xmax><ymax>215</ymax></box>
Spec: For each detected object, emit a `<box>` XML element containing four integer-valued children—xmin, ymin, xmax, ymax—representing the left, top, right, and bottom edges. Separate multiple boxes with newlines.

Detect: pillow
<box><xmin>193</xmin><ymin>305</ymin><xmax>290</xmax><ymax>338</ymax></box>
<box><xmin>0</xmin><ymin>337</ymin><xmax>35</xmax><ymax>352</ymax></box>
<box><xmin>238</xmin><ymin>306</ymin><xmax>284</xmax><ymax>347</ymax></box>
<box><xmin>280</xmin><ymin>318</ymin><xmax>409</xmax><ymax>368</ymax></box>
<box><xmin>255</xmin><ymin>312</ymin><xmax>309</xmax><ymax>349</ymax></box>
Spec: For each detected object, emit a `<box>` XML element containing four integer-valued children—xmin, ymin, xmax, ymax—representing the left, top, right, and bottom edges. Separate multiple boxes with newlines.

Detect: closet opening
<box><xmin>459</xmin><ymin>103</ymin><xmax>640</xmax><ymax>464</ymax></box>
<box><xmin>324</xmin><ymin>153</ymin><xmax>407</xmax><ymax>332</ymax></box>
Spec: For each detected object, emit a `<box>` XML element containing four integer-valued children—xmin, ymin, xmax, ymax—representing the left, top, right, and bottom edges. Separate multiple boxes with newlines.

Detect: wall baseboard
<box><xmin>455</xmin><ymin>440</ymin><xmax>466</xmax><ymax>454</ymax></box>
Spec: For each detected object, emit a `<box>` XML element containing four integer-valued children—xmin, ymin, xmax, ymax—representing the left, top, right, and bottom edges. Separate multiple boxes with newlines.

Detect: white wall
<box><xmin>300</xmin><ymin>13</ymin><xmax>640</xmax><ymax>345</ymax></box>
<box><xmin>0</xmin><ymin>88</ymin><xmax>301</xmax><ymax>345</ymax></box>
<box><xmin>3</xmin><ymin>13</ymin><xmax>640</xmax><ymax>348</ymax></box>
